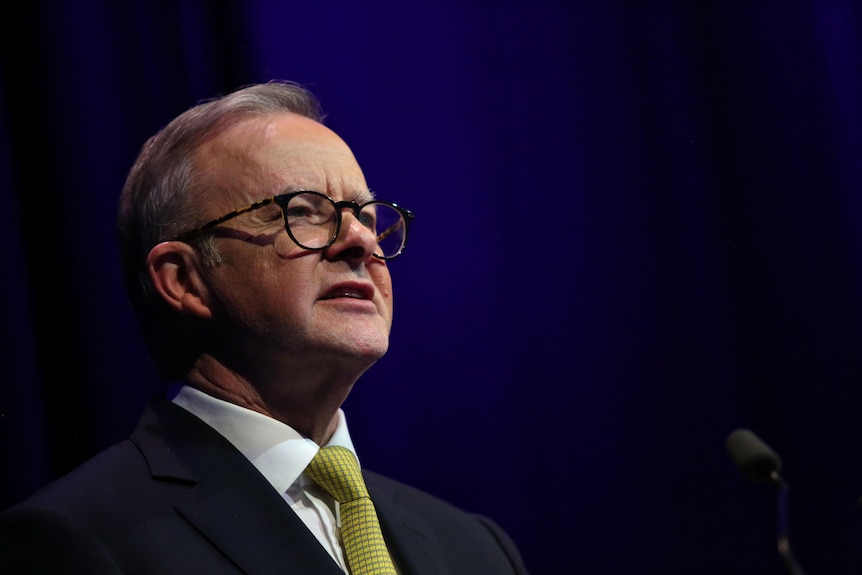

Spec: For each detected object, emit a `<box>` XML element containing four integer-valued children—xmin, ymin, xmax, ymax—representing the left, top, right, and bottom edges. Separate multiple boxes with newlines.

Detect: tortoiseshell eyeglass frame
<box><xmin>170</xmin><ymin>190</ymin><xmax>415</xmax><ymax>260</ymax></box>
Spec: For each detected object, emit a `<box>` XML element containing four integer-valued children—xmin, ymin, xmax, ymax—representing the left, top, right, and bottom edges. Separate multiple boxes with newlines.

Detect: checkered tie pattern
<box><xmin>305</xmin><ymin>446</ymin><xmax>397</xmax><ymax>575</ymax></box>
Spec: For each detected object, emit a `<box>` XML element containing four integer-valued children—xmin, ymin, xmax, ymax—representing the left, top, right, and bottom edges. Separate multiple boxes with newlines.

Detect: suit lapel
<box><xmin>133</xmin><ymin>400</ymin><xmax>343</xmax><ymax>575</ymax></box>
<box><xmin>366</xmin><ymin>473</ymin><xmax>448</xmax><ymax>575</ymax></box>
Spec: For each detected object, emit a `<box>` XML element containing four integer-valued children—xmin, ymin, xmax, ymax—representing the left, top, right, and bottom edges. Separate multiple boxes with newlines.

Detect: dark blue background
<box><xmin>3</xmin><ymin>2</ymin><xmax>862</xmax><ymax>573</ymax></box>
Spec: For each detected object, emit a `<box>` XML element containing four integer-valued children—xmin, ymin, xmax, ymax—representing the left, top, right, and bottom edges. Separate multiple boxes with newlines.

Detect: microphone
<box><xmin>726</xmin><ymin>428</ymin><xmax>782</xmax><ymax>484</ymax></box>
<box><xmin>725</xmin><ymin>428</ymin><xmax>806</xmax><ymax>575</ymax></box>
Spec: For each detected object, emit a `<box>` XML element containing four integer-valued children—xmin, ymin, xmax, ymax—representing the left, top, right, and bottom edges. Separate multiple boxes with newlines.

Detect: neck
<box><xmin>184</xmin><ymin>354</ymin><xmax>358</xmax><ymax>445</ymax></box>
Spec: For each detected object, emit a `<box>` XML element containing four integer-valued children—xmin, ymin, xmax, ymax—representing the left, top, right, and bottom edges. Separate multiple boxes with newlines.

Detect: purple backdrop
<box><xmin>2</xmin><ymin>1</ymin><xmax>862</xmax><ymax>573</ymax></box>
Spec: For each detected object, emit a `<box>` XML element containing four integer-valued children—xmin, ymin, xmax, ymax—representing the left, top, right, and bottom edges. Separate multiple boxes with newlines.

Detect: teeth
<box><xmin>329</xmin><ymin>290</ymin><xmax>363</xmax><ymax>299</ymax></box>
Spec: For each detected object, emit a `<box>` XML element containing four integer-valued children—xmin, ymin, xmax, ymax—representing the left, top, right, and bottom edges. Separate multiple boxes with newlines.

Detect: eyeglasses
<box><xmin>172</xmin><ymin>191</ymin><xmax>415</xmax><ymax>259</ymax></box>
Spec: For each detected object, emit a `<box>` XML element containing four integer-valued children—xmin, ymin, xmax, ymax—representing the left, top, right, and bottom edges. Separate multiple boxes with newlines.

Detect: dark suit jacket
<box><xmin>0</xmin><ymin>400</ymin><xmax>529</xmax><ymax>574</ymax></box>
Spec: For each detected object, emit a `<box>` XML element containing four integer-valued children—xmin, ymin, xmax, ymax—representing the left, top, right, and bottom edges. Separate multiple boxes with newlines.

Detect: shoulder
<box><xmin>0</xmin><ymin>399</ymin><xmax>216</xmax><ymax>536</ymax></box>
<box><xmin>0</xmin><ymin>399</ymin><xmax>263</xmax><ymax>573</ymax></box>
<box><xmin>0</xmin><ymin>440</ymin><xmax>145</xmax><ymax>574</ymax></box>
<box><xmin>364</xmin><ymin>468</ymin><xmax>491</xmax><ymax>523</ymax></box>
<box><xmin>364</xmin><ymin>469</ymin><xmax>530</xmax><ymax>574</ymax></box>
<box><xmin>5</xmin><ymin>439</ymin><xmax>146</xmax><ymax>515</ymax></box>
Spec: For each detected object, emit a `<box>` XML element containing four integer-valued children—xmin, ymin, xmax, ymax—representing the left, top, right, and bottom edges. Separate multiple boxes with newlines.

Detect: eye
<box><xmin>285</xmin><ymin>204</ymin><xmax>316</xmax><ymax>219</ymax></box>
<box><xmin>285</xmin><ymin>193</ymin><xmax>334</xmax><ymax>225</ymax></box>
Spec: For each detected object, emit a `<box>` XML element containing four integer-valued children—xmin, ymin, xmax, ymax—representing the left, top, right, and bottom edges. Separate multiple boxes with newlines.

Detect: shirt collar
<box><xmin>169</xmin><ymin>383</ymin><xmax>358</xmax><ymax>494</ymax></box>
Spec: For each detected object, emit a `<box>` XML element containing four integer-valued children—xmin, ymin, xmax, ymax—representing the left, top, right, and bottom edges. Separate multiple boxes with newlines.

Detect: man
<box><xmin>0</xmin><ymin>80</ymin><xmax>529</xmax><ymax>574</ymax></box>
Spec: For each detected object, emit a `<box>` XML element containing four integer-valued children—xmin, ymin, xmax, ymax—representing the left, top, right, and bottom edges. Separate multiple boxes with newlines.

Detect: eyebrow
<box><xmin>332</xmin><ymin>189</ymin><xmax>377</xmax><ymax>205</ymax></box>
<box><xmin>347</xmin><ymin>189</ymin><xmax>376</xmax><ymax>204</ymax></box>
<box><xmin>280</xmin><ymin>188</ymin><xmax>376</xmax><ymax>204</ymax></box>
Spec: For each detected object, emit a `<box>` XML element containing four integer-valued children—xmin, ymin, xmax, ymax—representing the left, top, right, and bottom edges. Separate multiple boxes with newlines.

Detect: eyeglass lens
<box><xmin>284</xmin><ymin>192</ymin><xmax>407</xmax><ymax>258</ymax></box>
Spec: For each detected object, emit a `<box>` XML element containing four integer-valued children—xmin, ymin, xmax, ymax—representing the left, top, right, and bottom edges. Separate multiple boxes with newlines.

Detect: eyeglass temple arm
<box><xmin>376</xmin><ymin>219</ymin><xmax>405</xmax><ymax>242</ymax></box>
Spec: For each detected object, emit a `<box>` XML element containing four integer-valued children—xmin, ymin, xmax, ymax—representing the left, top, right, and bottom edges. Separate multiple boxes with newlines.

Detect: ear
<box><xmin>147</xmin><ymin>241</ymin><xmax>213</xmax><ymax>319</ymax></box>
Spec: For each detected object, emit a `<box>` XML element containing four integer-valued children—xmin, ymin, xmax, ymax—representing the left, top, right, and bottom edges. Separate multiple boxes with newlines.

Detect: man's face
<box><xmin>190</xmin><ymin>113</ymin><xmax>394</xmax><ymax>375</ymax></box>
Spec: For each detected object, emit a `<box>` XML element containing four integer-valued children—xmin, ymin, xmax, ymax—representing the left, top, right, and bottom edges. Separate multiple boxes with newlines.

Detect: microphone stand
<box><xmin>726</xmin><ymin>429</ymin><xmax>808</xmax><ymax>575</ymax></box>
<box><xmin>772</xmin><ymin>470</ymin><xmax>806</xmax><ymax>575</ymax></box>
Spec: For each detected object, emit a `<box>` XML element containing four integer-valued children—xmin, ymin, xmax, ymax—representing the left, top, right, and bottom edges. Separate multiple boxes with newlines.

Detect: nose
<box><xmin>323</xmin><ymin>209</ymin><xmax>378</xmax><ymax>263</ymax></box>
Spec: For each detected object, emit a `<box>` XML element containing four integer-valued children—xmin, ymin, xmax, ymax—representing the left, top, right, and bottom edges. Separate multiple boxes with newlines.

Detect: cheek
<box><xmin>274</xmin><ymin>232</ymin><xmax>308</xmax><ymax>258</ymax></box>
<box><xmin>212</xmin><ymin>248</ymin><xmax>312</xmax><ymax>318</ymax></box>
<box><xmin>371</xmin><ymin>266</ymin><xmax>394</xmax><ymax>315</ymax></box>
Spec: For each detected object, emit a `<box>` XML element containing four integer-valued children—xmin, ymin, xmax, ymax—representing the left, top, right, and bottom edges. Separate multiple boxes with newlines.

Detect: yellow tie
<box><xmin>305</xmin><ymin>446</ymin><xmax>398</xmax><ymax>575</ymax></box>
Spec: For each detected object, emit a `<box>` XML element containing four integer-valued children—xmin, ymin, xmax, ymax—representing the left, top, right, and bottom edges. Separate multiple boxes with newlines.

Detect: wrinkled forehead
<box><xmin>194</xmin><ymin>113</ymin><xmax>370</xmax><ymax>207</ymax></box>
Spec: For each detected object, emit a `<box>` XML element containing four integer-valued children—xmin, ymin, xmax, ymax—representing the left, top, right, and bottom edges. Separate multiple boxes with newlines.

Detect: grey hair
<box><xmin>115</xmin><ymin>80</ymin><xmax>325</xmax><ymax>379</ymax></box>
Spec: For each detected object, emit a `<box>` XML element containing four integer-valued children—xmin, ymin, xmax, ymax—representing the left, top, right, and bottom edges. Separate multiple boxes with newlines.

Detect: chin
<box><xmin>351</xmin><ymin>336</ymin><xmax>390</xmax><ymax>360</ymax></box>
<box><xmin>321</xmin><ymin>328</ymin><xmax>389</xmax><ymax>360</ymax></box>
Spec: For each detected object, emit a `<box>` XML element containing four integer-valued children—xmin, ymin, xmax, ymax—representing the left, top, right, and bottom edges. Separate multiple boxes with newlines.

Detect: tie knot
<box><xmin>305</xmin><ymin>446</ymin><xmax>368</xmax><ymax>504</ymax></box>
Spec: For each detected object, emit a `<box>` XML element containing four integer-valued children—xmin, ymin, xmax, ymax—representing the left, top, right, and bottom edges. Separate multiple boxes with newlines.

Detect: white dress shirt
<box><xmin>169</xmin><ymin>384</ymin><xmax>355</xmax><ymax>572</ymax></box>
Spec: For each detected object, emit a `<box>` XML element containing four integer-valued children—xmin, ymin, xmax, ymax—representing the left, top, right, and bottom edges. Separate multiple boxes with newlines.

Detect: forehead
<box><xmin>195</xmin><ymin>113</ymin><xmax>369</xmax><ymax>204</ymax></box>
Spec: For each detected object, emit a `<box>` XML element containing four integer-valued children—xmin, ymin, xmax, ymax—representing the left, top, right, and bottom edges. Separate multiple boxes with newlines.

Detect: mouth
<box><xmin>319</xmin><ymin>282</ymin><xmax>374</xmax><ymax>301</ymax></box>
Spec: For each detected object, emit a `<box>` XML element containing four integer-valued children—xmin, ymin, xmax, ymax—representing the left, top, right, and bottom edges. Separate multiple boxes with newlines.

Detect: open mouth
<box><xmin>320</xmin><ymin>283</ymin><xmax>373</xmax><ymax>301</ymax></box>
<box><xmin>322</xmin><ymin>290</ymin><xmax>364</xmax><ymax>300</ymax></box>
